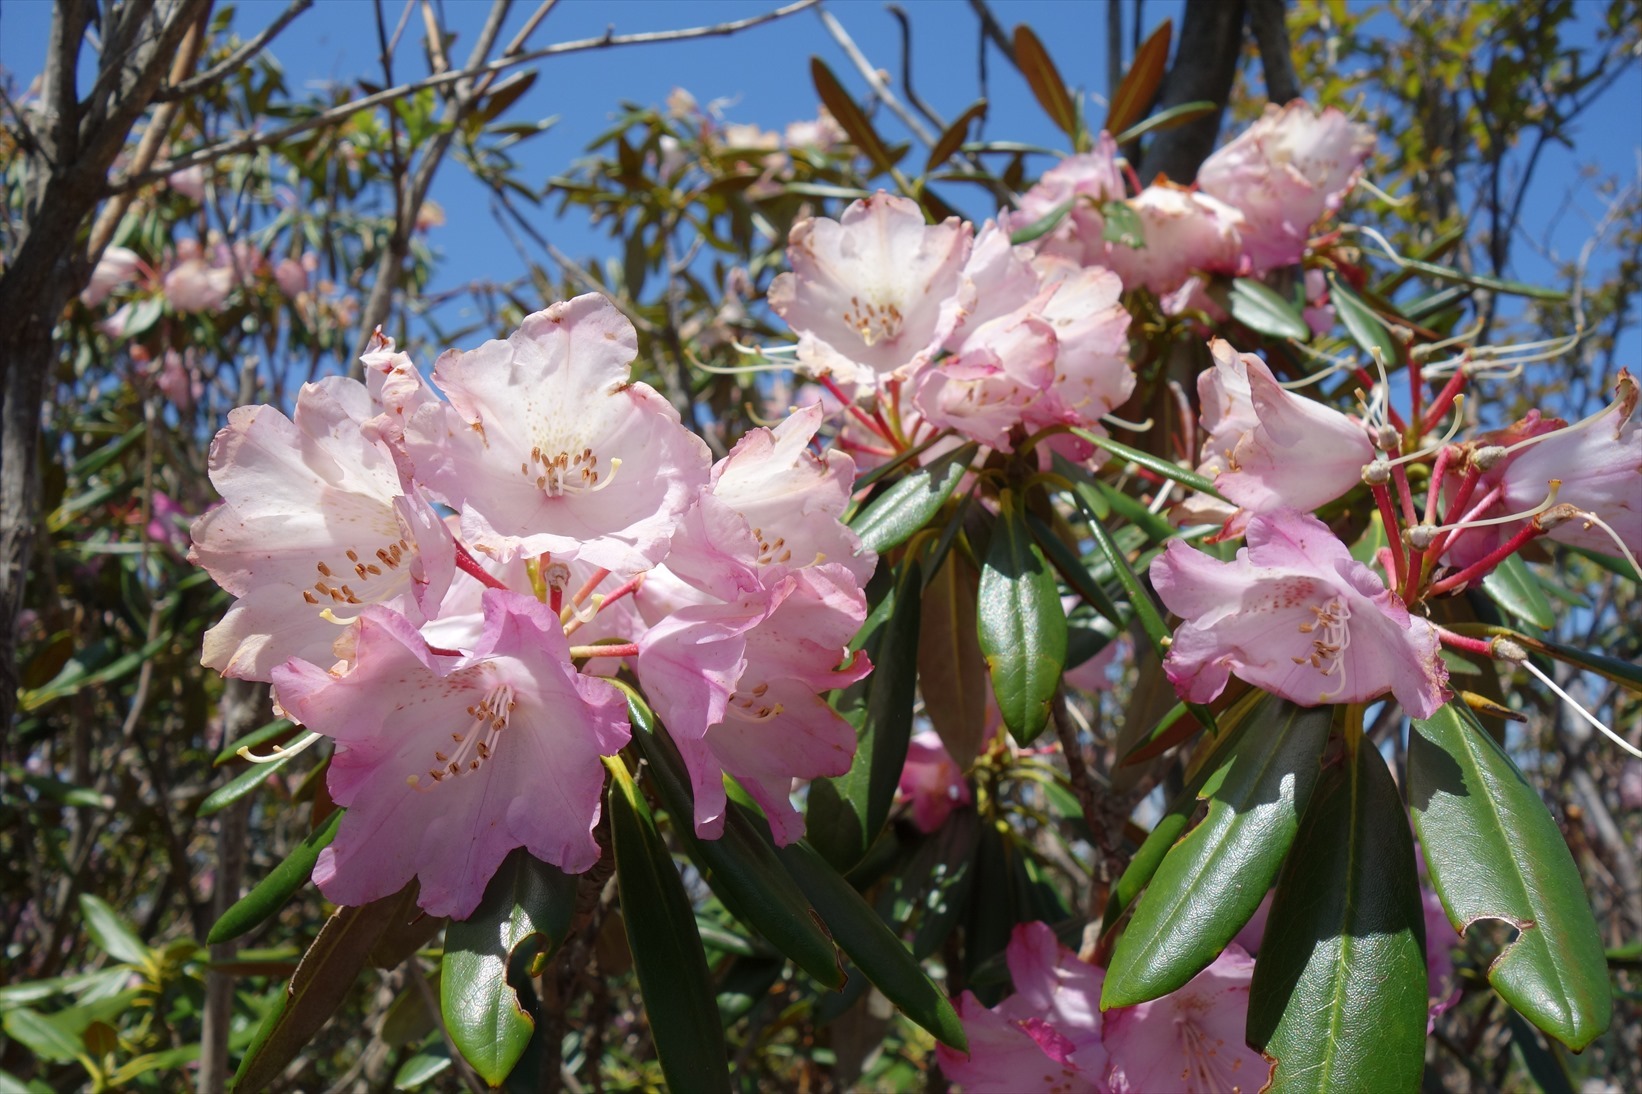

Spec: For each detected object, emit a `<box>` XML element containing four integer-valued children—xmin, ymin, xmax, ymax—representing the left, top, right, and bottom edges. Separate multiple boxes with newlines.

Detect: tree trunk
<box><xmin>1137</xmin><ymin>0</ymin><xmax>1249</xmax><ymax>185</ymax></box>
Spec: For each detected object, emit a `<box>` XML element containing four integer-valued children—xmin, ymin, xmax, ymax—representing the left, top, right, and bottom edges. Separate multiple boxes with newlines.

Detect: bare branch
<box><xmin>815</xmin><ymin>6</ymin><xmax>936</xmax><ymax>147</ymax></box>
<box><xmin>156</xmin><ymin>0</ymin><xmax>315</xmax><ymax>101</ymax></box>
<box><xmin>113</xmin><ymin>0</ymin><xmax>820</xmax><ymax>193</ymax></box>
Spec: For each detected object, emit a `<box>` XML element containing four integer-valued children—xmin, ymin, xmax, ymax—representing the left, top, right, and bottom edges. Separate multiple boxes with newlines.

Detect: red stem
<box><xmin>1405</xmin><ymin>347</ymin><xmax>1423</xmax><ymax>439</ymax></box>
<box><xmin>1371</xmin><ymin>480</ymin><xmax>1408</xmax><ymax>593</ymax></box>
<box><xmin>1422</xmin><ymin>365</ymin><xmax>1467</xmax><ymax>436</ymax></box>
<box><xmin>1423</xmin><ymin>445</ymin><xmax>1454</xmax><ymax>526</ymax></box>
<box><xmin>1428</xmin><ymin>481</ymin><xmax>1502</xmax><ymax>565</ymax></box>
<box><xmin>452</xmin><ymin>540</ymin><xmax>510</xmax><ymax>591</ymax></box>
<box><xmin>570</xmin><ymin>642</ymin><xmax>639</xmax><ymax>659</ymax></box>
<box><xmin>1435</xmin><ymin>628</ymin><xmax>1495</xmax><ymax>658</ymax></box>
<box><xmin>1428</xmin><ymin>520</ymin><xmax>1544</xmax><ymax>596</ymax></box>
<box><xmin>819</xmin><ymin>373</ymin><xmax>894</xmax><ymax>443</ymax></box>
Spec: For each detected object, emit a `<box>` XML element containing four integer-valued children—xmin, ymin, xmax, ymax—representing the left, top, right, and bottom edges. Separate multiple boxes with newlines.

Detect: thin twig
<box><xmin>113</xmin><ymin>0</ymin><xmax>819</xmax><ymax>192</ymax></box>
<box><xmin>157</xmin><ymin>0</ymin><xmax>314</xmax><ymax>100</ymax></box>
<box><xmin>814</xmin><ymin>6</ymin><xmax>936</xmax><ymax>146</ymax></box>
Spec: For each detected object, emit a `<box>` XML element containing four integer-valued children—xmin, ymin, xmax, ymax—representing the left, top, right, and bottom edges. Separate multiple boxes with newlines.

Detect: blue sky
<box><xmin>2</xmin><ymin>0</ymin><xmax>1637</xmax><ymax>370</ymax></box>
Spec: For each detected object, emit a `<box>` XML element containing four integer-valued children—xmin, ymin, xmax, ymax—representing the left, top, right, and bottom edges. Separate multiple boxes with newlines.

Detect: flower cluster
<box><xmin>191</xmin><ymin>293</ymin><xmax>876</xmax><ymax>917</ymax></box>
<box><xmin>936</xmin><ymin>922</ymin><xmax>1271</xmax><ymax>1093</ymax></box>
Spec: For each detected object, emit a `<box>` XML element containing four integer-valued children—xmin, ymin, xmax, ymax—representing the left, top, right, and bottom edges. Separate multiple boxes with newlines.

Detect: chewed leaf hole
<box><xmin>1460</xmin><ymin>914</ymin><xmax>1532</xmax><ymax>971</ymax></box>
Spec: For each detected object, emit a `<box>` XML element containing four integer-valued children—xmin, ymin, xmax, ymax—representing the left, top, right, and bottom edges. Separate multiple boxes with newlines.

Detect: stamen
<box><xmin>238</xmin><ymin>732</ymin><xmax>323</xmax><ymax>764</ymax></box>
<box><xmin>1423</xmin><ymin>481</ymin><xmax>1561</xmax><ymax>538</ymax></box>
<box><xmin>1508</xmin><ymin>651</ymin><xmax>1642</xmax><ymax>761</ymax></box>
<box><xmin>407</xmin><ymin>685</ymin><xmax>514</xmax><ymax>791</ymax></box>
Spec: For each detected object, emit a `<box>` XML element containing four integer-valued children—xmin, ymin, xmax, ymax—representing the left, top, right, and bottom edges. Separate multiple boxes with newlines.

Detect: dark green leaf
<box><xmin>977</xmin><ymin>492</ymin><xmax>1065</xmax><ymax>744</ymax></box>
<box><xmin>441</xmin><ymin>850</ymin><xmax>578</xmax><ymax>1084</ymax></box>
<box><xmin>1367</xmin><ymin>252</ymin><xmax>1568</xmax><ymax>301</ymax></box>
<box><xmin>213</xmin><ymin>719</ymin><xmax>294</xmax><ymax>767</ymax></box>
<box><xmin>1248</xmin><ymin>742</ymin><xmax>1428</xmax><ymax>1091</ymax></box>
<box><xmin>233</xmin><ymin>886</ymin><xmax>422</xmax><ymax>1093</ymax></box>
<box><xmin>620</xmin><ymin>684</ymin><xmax>844</xmax><ymax>989</ymax></box>
<box><xmin>209</xmin><ymin>810</ymin><xmax>344</xmax><ymax>945</ymax></box>
<box><xmin>1481</xmin><ymin>552</ymin><xmax>1555</xmax><ymax>630</ymax></box>
<box><xmin>1066</xmin><ymin>428</ymin><xmax>1224</xmax><ymax>499</ymax></box>
<box><xmin>608</xmin><ymin>761</ymin><xmax>730</xmax><ymax>1094</ymax></box>
<box><xmin>197</xmin><ymin>751</ymin><xmax>296</xmax><ymax>818</ymax></box>
<box><xmin>849</xmin><ymin>442</ymin><xmax>976</xmax><ymax>554</ymax></box>
<box><xmin>1104</xmin><ymin>698</ymin><xmax>1332</xmax><ymax>1006</ymax></box>
<box><xmin>774</xmin><ymin>829</ymin><xmax>966</xmax><ymax>1051</ymax></box>
<box><xmin>1230</xmin><ymin>277</ymin><xmax>1311</xmax><ymax>342</ymax></box>
<box><xmin>918</xmin><ymin>552</ymin><xmax>990</xmax><ymax>768</ymax></box>
<box><xmin>2</xmin><ymin>1008</ymin><xmax>86</xmax><ymax>1064</ymax></box>
<box><xmin>1408</xmin><ymin>701</ymin><xmax>1612</xmax><ymax>1049</ymax></box>
<box><xmin>1328</xmin><ymin>274</ymin><xmax>1395</xmax><ymax>361</ymax></box>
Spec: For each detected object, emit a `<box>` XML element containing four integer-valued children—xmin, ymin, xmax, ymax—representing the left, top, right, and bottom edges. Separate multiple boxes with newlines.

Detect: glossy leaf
<box><xmin>1230</xmin><ymin>277</ymin><xmax>1311</xmax><ymax>341</ymax></box>
<box><xmin>233</xmin><ymin>886</ymin><xmax>422</xmax><ymax>1093</ymax></box>
<box><xmin>440</xmin><ymin>850</ymin><xmax>578</xmax><ymax>1085</ymax></box>
<box><xmin>1328</xmin><ymin>273</ymin><xmax>1395</xmax><ymax>361</ymax></box>
<box><xmin>1067</xmin><ymin>427</ymin><xmax>1224</xmax><ymax>499</ymax></box>
<box><xmin>78</xmin><ymin>894</ymin><xmax>149</xmax><ymax>966</ymax></box>
<box><xmin>1367</xmin><ymin>251</ymin><xmax>1569</xmax><ymax>301</ymax></box>
<box><xmin>1481</xmin><ymin>551</ymin><xmax>1555</xmax><ymax>630</ymax></box>
<box><xmin>1248</xmin><ymin>742</ymin><xmax>1428</xmax><ymax>1091</ymax></box>
<box><xmin>607</xmin><ymin>760</ymin><xmax>731</xmax><ymax>1094</ymax></box>
<box><xmin>1105</xmin><ymin>20</ymin><xmax>1173</xmax><ymax>138</ymax></box>
<box><xmin>620</xmin><ymin>684</ymin><xmax>844</xmax><ymax>989</ymax></box>
<box><xmin>811</xmin><ymin>561</ymin><xmax>922</xmax><ymax>868</ymax></box>
<box><xmin>197</xmin><ymin>750</ymin><xmax>297</xmax><ymax>818</ymax></box>
<box><xmin>1104</xmin><ymin>697</ymin><xmax>1332</xmax><ymax>1006</ymax></box>
<box><xmin>1012</xmin><ymin>25</ymin><xmax>1079</xmax><ymax>143</ymax></box>
<box><xmin>977</xmin><ymin>491</ymin><xmax>1065</xmax><ymax>744</ymax></box>
<box><xmin>810</xmin><ymin>57</ymin><xmax>898</xmax><ymax>179</ymax></box>
<box><xmin>1408</xmin><ymin>701</ymin><xmax>1612</xmax><ymax>1049</ymax></box>
<box><xmin>848</xmin><ymin>442</ymin><xmax>976</xmax><ymax>554</ymax></box>
<box><xmin>774</xmin><ymin>828</ymin><xmax>967</xmax><ymax>1051</ymax></box>
<box><xmin>209</xmin><ymin>809</ymin><xmax>343</xmax><ymax>945</ymax></box>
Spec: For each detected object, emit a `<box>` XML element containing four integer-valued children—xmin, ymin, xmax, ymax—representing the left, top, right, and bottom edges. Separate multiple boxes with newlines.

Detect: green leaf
<box><xmin>1408</xmin><ymin>701</ymin><xmax>1612</xmax><ymax>1049</ymax></box>
<box><xmin>607</xmin><ymin>761</ymin><xmax>731</xmax><ymax>1094</ymax></box>
<box><xmin>1099</xmin><ymin>200</ymin><xmax>1145</xmax><ymax>248</ymax></box>
<box><xmin>620</xmin><ymin>684</ymin><xmax>845</xmax><ymax>990</ymax></box>
<box><xmin>233</xmin><ymin>886</ymin><xmax>422</xmax><ymax>1092</ymax></box>
<box><xmin>774</xmin><ymin>830</ymin><xmax>966</xmax><ymax>1051</ymax></box>
<box><xmin>1248</xmin><ymin>740</ymin><xmax>1428</xmax><ymax>1091</ymax></box>
<box><xmin>1480</xmin><ymin>552</ymin><xmax>1555</xmax><ymax>630</ymax></box>
<box><xmin>213</xmin><ymin>719</ymin><xmax>295</xmax><ymax>767</ymax></box>
<box><xmin>1065</xmin><ymin>478</ymin><xmax>1173</xmax><ymax>659</ymax></box>
<box><xmin>1111</xmin><ymin>99</ymin><xmax>1217</xmax><ymax>145</ymax></box>
<box><xmin>1008</xmin><ymin>200</ymin><xmax>1071</xmax><ymax>245</ymax></box>
<box><xmin>441</xmin><ymin>850</ymin><xmax>578</xmax><ymax>1085</ymax></box>
<box><xmin>197</xmin><ymin>750</ymin><xmax>297</xmax><ymax>818</ymax></box>
<box><xmin>1066</xmin><ymin>428</ymin><xmax>1224</xmax><ymax>500</ymax></box>
<box><xmin>78</xmin><ymin>894</ymin><xmax>149</xmax><ymax>966</ymax></box>
<box><xmin>392</xmin><ymin>1051</ymin><xmax>452</xmax><ymax>1090</ymax></box>
<box><xmin>1104</xmin><ymin>697</ymin><xmax>1332</xmax><ymax>1006</ymax></box>
<box><xmin>2</xmin><ymin>1008</ymin><xmax>88</xmax><ymax>1064</ymax></box>
<box><xmin>819</xmin><ymin>561</ymin><xmax>922</xmax><ymax>862</ymax></box>
<box><xmin>1328</xmin><ymin>274</ymin><xmax>1395</xmax><ymax>361</ymax></box>
<box><xmin>1230</xmin><ymin>277</ymin><xmax>1311</xmax><ymax>342</ymax></box>
<box><xmin>209</xmin><ymin>810</ymin><xmax>343</xmax><ymax>945</ymax></box>
<box><xmin>1012</xmin><ymin>25</ymin><xmax>1079</xmax><ymax>144</ymax></box>
<box><xmin>1104</xmin><ymin>19</ymin><xmax>1172</xmax><ymax>138</ymax></box>
<box><xmin>848</xmin><ymin>442</ymin><xmax>976</xmax><ymax>554</ymax></box>
<box><xmin>977</xmin><ymin>491</ymin><xmax>1066</xmax><ymax>744</ymax></box>
<box><xmin>1364</xmin><ymin>251</ymin><xmax>1568</xmax><ymax>301</ymax></box>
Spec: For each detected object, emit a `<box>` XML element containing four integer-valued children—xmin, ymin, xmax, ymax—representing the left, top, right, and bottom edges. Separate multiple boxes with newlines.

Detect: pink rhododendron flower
<box><xmin>164</xmin><ymin>256</ymin><xmax>234</xmax><ymax>313</ymax></box>
<box><xmin>1102</xmin><ymin>945</ymin><xmax>1270</xmax><ymax>1093</ymax></box>
<box><xmin>1198</xmin><ymin>101</ymin><xmax>1375</xmax><ymax>274</ymax></box>
<box><xmin>405</xmin><ymin>293</ymin><xmax>710</xmax><ymax>574</ymax></box>
<box><xmin>635</xmin><ymin>408</ymin><xmax>873</xmax><ymax>843</ymax></box>
<box><xmin>191</xmin><ymin>376</ymin><xmax>454</xmax><ymax>679</ymax></box>
<box><xmin>81</xmin><ymin>246</ymin><xmax>142</xmax><ymax>306</ymax></box>
<box><xmin>1210</xmin><ymin>342</ymin><xmax>1375</xmax><ymax>533</ymax></box>
<box><xmin>938</xmin><ymin>922</ymin><xmax>1109</xmax><ymax>1092</ymax></box>
<box><xmin>769</xmin><ymin>192</ymin><xmax>972</xmax><ymax>392</ymax></box>
<box><xmin>272</xmin><ymin>591</ymin><xmax>629</xmax><ymax>918</ymax></box>
<box><xmin>1151</xmin><ymin>508</ymin><xmax>1449</xmax><ymax>717</ymax></box>
<box><xmin>1492</xmin><ymin>369</ymin><xmax>1641</xmax><ymax>557</ymax></box>
<box><xmin>897</xmin><ymin>730</ymin><xmax>971</xmax><ymax>833</ymax></box>
<box><xmin>167</xmin><ymin>164</ymin><xmax>206</xmax><ymax>202</ymax></box>
<box><xmin>1100</xmin><ymin>185</ymin><xmax>1245</xmax><ymax>296</ymax></box>
<box><xmin>1010</xmin><ymin>134</ymin><xmax>1126</xmax><ymax>267</ymax></box>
